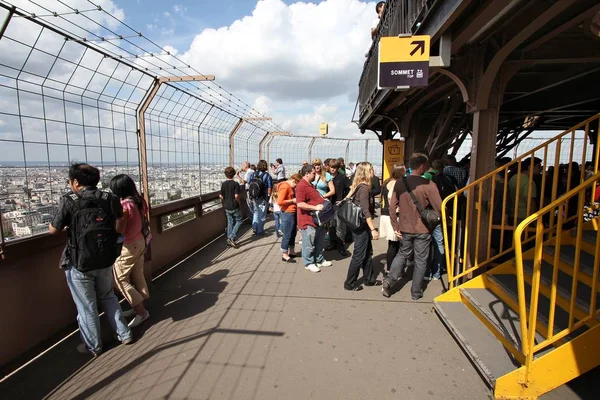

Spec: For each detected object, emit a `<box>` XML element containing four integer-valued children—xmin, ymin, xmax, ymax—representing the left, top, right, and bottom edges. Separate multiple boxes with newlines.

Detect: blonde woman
<box><xmin>311</xmin><ymin>158</ymin><xmax>335</xmax><ymax>199</ymax></box>
<box><xmin>379</xmin><ymin>164</ymin><xmax>406</xmax><ymax>274</ymax></box>
<box><xmin>343</xmin><ymin>162</ymin><xmax>380</xmax><ymax>291</ymax></box>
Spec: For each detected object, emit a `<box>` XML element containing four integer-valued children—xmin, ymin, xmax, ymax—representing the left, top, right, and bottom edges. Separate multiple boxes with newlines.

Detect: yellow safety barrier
<box><xmin>514</xmin><ymin>171</ymin><xmax>600</xmax><ymax>386</ymax></box>
<box><xmin>442</xmin><ymin>113</ymin><xmax>600</xmax><ymax>289</ymax></box>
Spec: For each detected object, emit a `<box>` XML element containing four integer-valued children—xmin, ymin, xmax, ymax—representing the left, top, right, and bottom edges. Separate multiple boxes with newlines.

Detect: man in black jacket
<box><xmin>328</xmin><ymin>159</ymin><xmax>351</xmax><ymax>256</ymax></box>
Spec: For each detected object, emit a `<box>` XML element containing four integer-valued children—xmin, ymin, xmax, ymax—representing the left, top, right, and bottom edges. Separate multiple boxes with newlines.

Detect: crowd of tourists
<box><xmin>52</xmin><ymin>150</ymin><xmax>595</xmax><ymax>358</ymax></box>
<box><xmin>219</xmin><ymin>153</ymin><xmax>470</xmax><ymax>299</ymax></box>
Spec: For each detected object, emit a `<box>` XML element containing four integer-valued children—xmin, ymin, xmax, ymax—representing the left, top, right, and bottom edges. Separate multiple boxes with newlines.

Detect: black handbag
<box><xmin>402</xmin><ymin>177</ymin><xmax>440</xmax><ymax>232</ymax></box>
<box><xmin>336</xmin><ymin>184</ymin><xmax>366</xmax><ymax>230</ymax></box>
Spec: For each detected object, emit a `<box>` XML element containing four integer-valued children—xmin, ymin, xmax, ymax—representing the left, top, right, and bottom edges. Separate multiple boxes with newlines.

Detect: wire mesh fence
<box><xmin>264</xmin><ymin>136</ymin><xmax>383</xmax><ymax>178</ymax></box>
<box><xmin>0</xmin><ymin>1</ymin><xmax>381</xmax><ymax>245</ymax></box>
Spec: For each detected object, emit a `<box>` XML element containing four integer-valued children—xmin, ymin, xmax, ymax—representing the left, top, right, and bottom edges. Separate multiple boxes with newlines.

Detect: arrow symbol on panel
<box><xmin>410</xmin><ymin>40</ymin><xmax>425</xmax><ymax>56</ymax></box>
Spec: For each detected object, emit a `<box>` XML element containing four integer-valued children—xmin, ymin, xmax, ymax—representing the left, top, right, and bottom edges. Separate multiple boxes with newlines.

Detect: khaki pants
<box><xmin>114</xmin><ymin>238</ymin><xmax>149</xmax><ymax>307</ymax></box>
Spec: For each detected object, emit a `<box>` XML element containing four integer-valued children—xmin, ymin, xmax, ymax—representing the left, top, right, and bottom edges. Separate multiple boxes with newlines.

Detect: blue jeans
<box><xmin>300</xmin><ymin>225</ymin><xmax>325</xmax><ymax>266</ymax></box>
<box><xmin>225</xmin><ymin>208</ymin><xmax>243</xmax><ymax>240</ymax></box>
<box><xmin>65</xmin><ymin>266</ymin><xmax>132</xmax><ymax>353</ymax></box>
<box><xmin>428</xmin><ymin>225</ymin><xmax>445</xmax><ymax>279</ymax></box>
<box><xmin>273</xmin><ymin>211</ymin><xmax>282</xmax><ymax>236</ymax></box>
<box><xmin>252</xmin><ymin>198</ymin><xmax>268</xmax><ymax>235</ymax></box>
<box><xmin>280</xmin><ymin>211</ymin><xmax>297</xmax><ymax>253</ymax></box>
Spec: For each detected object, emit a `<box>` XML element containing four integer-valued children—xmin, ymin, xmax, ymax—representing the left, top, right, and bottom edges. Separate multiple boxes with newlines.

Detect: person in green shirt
<box><xmin>423</xmin><ymin>159</ymin><xmax>444</xmax><ymax>180</ymax></box>
<box><xmin>337</xmin><ymin>157</ymin><xmax>346</xmax><ymax>175</ymax></box>
<box><xmin>508</xmin><ymin>157</ymin><xmax>542</xmax><ymax>222</ymax></box>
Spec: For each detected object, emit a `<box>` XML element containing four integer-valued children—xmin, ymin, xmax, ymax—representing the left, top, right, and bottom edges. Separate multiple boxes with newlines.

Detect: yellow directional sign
<box><xmin>319</xmin><ymin>123</ymin><xmax>328</xmax><ymax>136</ymax></box>
<box><xmin>383</xmin><ymin>139</ymin><xmax>404</xmax><ymax>182</ymax></box>
<box><xmin>378</xmin><ymin>35</ymin><xmax>430</xmax><ymax>88</ymax></box>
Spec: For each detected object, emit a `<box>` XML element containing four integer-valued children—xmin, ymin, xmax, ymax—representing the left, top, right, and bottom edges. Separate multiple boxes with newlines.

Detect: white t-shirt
<box><xmin>372</xmin><ymin>17</ymin><xmax>380</xmax><ymax>32</ymax></box>
<box><xmin>244</xmin><ymin>168</ymin><xmax>255</xmax><ymax>190</ymax></box>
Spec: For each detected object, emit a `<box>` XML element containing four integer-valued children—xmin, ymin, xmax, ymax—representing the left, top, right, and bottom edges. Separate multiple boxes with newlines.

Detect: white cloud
<box><xmin>174</xmin><ymin>0</ymin><xmax>376</xmax><ymax>137</ymax></box>
<box><xmin>173</xmin><ymin>5</ymin><xmax>188</xmax><ymax>14</ymax></box>
<box><xmin>161</xmin><ymin>28</ymin><xmax>175</xmax><ymax>37</ymax></box>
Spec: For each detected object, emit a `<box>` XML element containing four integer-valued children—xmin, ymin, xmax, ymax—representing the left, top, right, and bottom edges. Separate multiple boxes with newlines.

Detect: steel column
<box><xmin>345</xmin><ymin>141</ymin><xmax>350</xmax><ymax>164</ymax></box>
<box><xmin>258</xmin><ymin>132</ymin><xmax>271</xmax><ymax>160</ymax></box>
<box><xmin>308</xmin><ymin>138</ymin><xmax>317</xmax><ymax>161</ymax></box>
<box><xmin>0</xmin><ymin>6</ymin><xmax>15</xmax><ymax>41</ymax></box>
<box><xmin>266</xmin><ymin>135</ymin><xmax>275</xmax><ymax>162</ymax></box>
<box><xmin>228</xmin><ymin>118</ymin><xmax>243</xmax><ymax>166</ymax></box>
<box><xmin>137</xmin><ymin>75</ymin><xmax>215</xmax><ymax>209</ymax></box>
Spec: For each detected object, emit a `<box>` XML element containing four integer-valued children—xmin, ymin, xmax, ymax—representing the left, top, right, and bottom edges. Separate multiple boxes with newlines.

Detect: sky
<box><xmin>119</xmin><ymin>0</ymin><xmax>378</xmax><ymax>137</ymax></box>
<box><xmin>0</xmin><ymin>0</ymin><xmax>382</xmax><ymax>165</ymax></box>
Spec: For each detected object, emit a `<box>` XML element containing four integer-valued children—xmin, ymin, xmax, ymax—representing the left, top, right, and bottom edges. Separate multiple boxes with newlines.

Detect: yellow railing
<box><xmin>442</xmin><ymin>113</ymin><xmax>600</xmax><ymax>288</ymax></box>
<box><xmin>514</xmin><ymin>172</ymin><xmax>600</xmax><ymax>383</ymax></box>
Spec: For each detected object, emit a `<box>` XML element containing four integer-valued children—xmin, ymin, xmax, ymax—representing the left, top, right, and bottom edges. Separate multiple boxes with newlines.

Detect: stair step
<box><xmin>544</xmin><ymin>245</ymin><xmax>596</xmax><ymax>276</ymax></box>
<box><xmin>522</xmin><ymin>260</ymin><xmax>600</xmax><ymax>314</ymax></box>
<box><xmin>488</xmin><ymin>273</ymin><xmax>588</xmax><ymax>340</ymax></box>
<box><xmin>460</xmin><ymin>288</ymin><xmax>526</xmax><ymax>350</ymax></box>
<box><xmin>434</xmin><ymin>300</ymin><xmax>520</xmax><ymax>389</ymax></box>
<box><xmin>571</xmin><ymin>229</ymin><xmax>598</xmax><ymax>245</ymax></box>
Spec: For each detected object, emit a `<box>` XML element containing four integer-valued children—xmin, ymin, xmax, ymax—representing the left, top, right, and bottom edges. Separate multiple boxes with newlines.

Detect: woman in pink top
<box><xmin>110</xmin><ymin>174</ymin><xmax>150</xmax><ymax>328</ymax></box>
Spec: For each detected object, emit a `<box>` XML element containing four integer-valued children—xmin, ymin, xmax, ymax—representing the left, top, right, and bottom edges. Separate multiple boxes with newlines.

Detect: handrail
<box><xmin>150</xmin><ymin>191</ymin><xmax>220</xmax><ymax>217</ymax></box>
<box><xmin>514</xmin><ymin>171</ymin><xmax>600</xmax><ymax>383</ymax></box>
<box><xmin>0</xmin><ymin>191</ymin><xmax>223</xmax><ymax>260</ymax></box>
<box><xmin>442</xmin><ymin>112</ymin><xmax>600</xmax><ymax>288</ymax></box>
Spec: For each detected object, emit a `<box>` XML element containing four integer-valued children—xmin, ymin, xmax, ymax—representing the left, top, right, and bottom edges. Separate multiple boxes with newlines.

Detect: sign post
<box><xmin>383</xmin><ymin>139</ymin><xmax>405</xmax><ymax>182</ymax></box>
<box><xmin>378</xmin><ymin>35</ymin><xmax>430</xmax><ymax>89</ymax></box>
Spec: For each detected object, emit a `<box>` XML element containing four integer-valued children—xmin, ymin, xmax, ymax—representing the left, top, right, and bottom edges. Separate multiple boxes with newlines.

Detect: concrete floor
<box><xmin>0</xmin><ymin>221</ymin><xmax>597</xmax><ymax>399</ymax></box>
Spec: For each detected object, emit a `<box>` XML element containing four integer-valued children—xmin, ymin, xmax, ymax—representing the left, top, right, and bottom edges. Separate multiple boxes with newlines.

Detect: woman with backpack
<box><xmin>109</xmin><ymin>174</ymin><xmax>151</xmax><ymax>328</ymax></box>
<box><xmin>379</xmin><ymin>164</ymin><xmax>405</xmax><ymax>274</ymax></box>
<box><xmin>343</xmin><ymin>162</ymin><xmax>380</xmax><ymax>291</ymax></box>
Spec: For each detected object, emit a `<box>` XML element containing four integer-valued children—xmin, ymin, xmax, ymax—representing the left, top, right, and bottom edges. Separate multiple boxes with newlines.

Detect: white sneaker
<box><xmin>122</xmin><ymin>309</ymin><xmax>136</xmax><ymax>317</ymax></box>
<box><xmin>305</xmin><ymin>264</ymin><xmax>321</xmax><ymax>273</ymax></box>
<box><xmin>128</xmin><ymin>311</ymin><xmax>150</xmax><ymax>328</ymax></box>
<box><xmin>317</xmin><ymin>260</ymin><xmax>332</xmax><ymax>268</ymax></box>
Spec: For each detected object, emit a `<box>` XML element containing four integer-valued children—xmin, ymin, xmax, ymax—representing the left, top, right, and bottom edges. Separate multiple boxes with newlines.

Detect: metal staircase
<box><xmin>435</xmin><ymin>114</ymin><xmax>600</xmax><ymax>399</ymax></box>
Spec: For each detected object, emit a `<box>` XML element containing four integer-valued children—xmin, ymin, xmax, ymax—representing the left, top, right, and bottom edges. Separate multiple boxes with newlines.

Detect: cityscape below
<box><xmin>0</xmin><ymin>162</ymin><xmax>383</xmax><ymax>242</ymax></box>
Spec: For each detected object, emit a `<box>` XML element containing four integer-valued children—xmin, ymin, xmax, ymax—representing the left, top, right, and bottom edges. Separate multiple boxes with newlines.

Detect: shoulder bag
<box><xmin>336</xmin><ymin>184</ymin><xmax>366</xmax><ymax>230</ymax></box>
<box><xmin>402</xmin><ymin>177</ymin><xmax>440</xmax><ymax>232</ymax></box>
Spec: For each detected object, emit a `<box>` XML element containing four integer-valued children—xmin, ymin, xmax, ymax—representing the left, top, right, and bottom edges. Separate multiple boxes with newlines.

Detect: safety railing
<box><xmin>514</xmin><ymin>171</ymin><xmax>600</xmax><ymax>383</ymax></box>
<box><xmin>442</xmin><ymin>113</ymin><xmax>600</xmax><ymax>288</ymax></box>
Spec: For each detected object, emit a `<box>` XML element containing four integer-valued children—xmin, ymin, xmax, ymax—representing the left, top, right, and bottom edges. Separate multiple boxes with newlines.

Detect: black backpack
<box><xmin>248</xmin><ymin>171</ymin><xmax>266</xmax><ymax>200</ymax></box>
<box><xmin>66</xmin><ymin>190</ymin><xmax>120</xmax><ymax>272</ymax></box>
<box><xmin>432</xmin><ymin>172</ymin><xmax>457</xmax><ymax>201</ymax></box>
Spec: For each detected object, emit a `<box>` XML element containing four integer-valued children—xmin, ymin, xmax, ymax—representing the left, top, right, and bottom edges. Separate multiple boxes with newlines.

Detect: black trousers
<box><xmin>344</xmin><ymin>227</ymin><xmax>375</xmax><ymax>289</ymax></box>
<box><xmin>386</xmin><ymin>240</ymin><xmax>400</xmax><ymax>271</ymax></box>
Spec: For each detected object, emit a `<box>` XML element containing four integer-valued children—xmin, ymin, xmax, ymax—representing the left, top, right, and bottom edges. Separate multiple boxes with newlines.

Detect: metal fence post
<box><xmin>308</xmin><ymin>138</ymin><xmax>317</xmax><ymax>161</ymax></box>
<box><xmin>137</xmin><ymin>75</ymin><xmax>215</xmax><ymax>208</ymax></box>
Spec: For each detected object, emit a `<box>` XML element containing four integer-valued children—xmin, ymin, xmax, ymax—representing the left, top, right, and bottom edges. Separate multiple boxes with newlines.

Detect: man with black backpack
<box><xmin>248</xmin><ymin>160</ymin><xmax>273</xmax><ymax>236</ymax></box>
<box><xmin>49</xmin><ymin>163</ymin><xmax>133</xmax><ymax>356</ymax></box>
